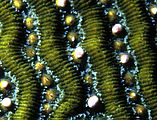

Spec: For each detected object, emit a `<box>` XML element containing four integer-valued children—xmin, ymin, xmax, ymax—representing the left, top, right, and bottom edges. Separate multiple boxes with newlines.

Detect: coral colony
<box><xmin>0</xmin><ymin>0</ymin><xmax>157</xmax><ymax>119</ymax></box>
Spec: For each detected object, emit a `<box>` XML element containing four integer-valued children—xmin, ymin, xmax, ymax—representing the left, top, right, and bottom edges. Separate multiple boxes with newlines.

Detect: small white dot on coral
<box><xmin>151</xmin><ymin>7</ymin><xmax>157</xmax><ymax>15</ymax></box>
<box><xmin>1</xmin><ymin>98</ymin><xmax>12</xmax><ymax>107</ymax></box>
<box><xmin>74</xmin><ymin>47</ymin><xmax>84</xmax><ymax>59</ymax></box>
<box><xmin>120</xmin><ymin>53</ymin><xmax>129</xmax><ymax>64</ymax></box>
<box><xmin>112</xmin><ymin>24</ymin><xmax>122</xmax><ymax>35</ymax></box>
<box><xmin>87</xmin><ymin>95</ymin><xmax>99</xmax><ymax>108</ymax></box>
<box><xmin>56</xmin><ymin>0</ymin><xmax>67</xmax><ymax>7</ymax></box>
<box><xmin>1</xmin><ymin>80</ymin><xmax>9</xmax><ymax>88</ymax></box>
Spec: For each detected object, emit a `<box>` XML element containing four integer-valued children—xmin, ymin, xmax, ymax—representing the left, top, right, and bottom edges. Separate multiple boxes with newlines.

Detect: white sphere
<box><xmin>56</xmin><ymin>0</ymin><xmax>67</xmax><ymax>7</ymax></box>
<box><xmin>0</xmin><ymin>80</ymin><xmax>9</xmax><ymax>89</ymax></box>
<box><xmin>1</xmin><ymin>97</ymin><xmax>12</xmax><ymax>108</ymax></box>
<box><xmin>150</xmin><ymin>7</ymin><xmax>157</xmax><ymax>15</ymax></box>
<box><xmin>74</xmin><ymin>47</ymin><xmax>84</xmax><ymax>59</ymax></box>
<box><xmin>87</xmin><ymin>95</ymin><xmax>99</xmax><ymax>108</ymax></box>
<box><xmin>120</xmin><ymin>53</ymin><xmax>129</xmax><ymax>64</ymax></box>
<box><xmin>112</xmin><ymin>24</ymin><xmax>122</xmax><ymax>35</ymax></box>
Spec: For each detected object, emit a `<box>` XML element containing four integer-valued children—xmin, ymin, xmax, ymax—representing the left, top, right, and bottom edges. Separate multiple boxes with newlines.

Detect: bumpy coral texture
<box><xmin>0</xmin><ymin>0</ymin><xmax>157</xmax><ymax>120</ymax></box>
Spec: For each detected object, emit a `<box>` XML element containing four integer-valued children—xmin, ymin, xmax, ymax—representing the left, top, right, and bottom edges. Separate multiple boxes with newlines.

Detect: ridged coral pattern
<box><xmin>0</xmin><ymin>0</ymin><xmax>40</xmax><ymax>119</ymax></box>
<box><xmin>26</xmin><ymin>0</ymin><xmax>83</xmax><ymax>119</ymax></box>
<box><xmin>73</xmin><ymin>0</ymin><xmax>132</xmax><ymax>119</ymax></box>
<box><xmin>0</xmin><ymin>0</ymin><xmax>157</xmax><ymax>119</ymax></box>
<box><xmin>117</xmin><ymin>0</ymin><xmax>157</xmax><ymax>119</ymax></box>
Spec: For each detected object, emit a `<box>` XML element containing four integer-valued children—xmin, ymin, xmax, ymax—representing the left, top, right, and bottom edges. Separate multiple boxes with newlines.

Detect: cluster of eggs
<box><xmin>0</xmin><ymin>66</ymin><xmax>16</xmax><ymax>117</ymax></box>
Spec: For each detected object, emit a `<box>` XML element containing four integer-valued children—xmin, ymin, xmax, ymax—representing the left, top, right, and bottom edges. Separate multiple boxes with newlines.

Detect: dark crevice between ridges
<box><xmin>26</xmin><ymin>0</ymin><xmax>84</xmax><ymax>119</ymax></box>
<box><xmin>74</xmin><ymin>1</ymin><xmax>133</xmax><ymax>119</ymax></box>
<box><xmin>0</xmin><ymin>0</ymin><xmax>40</xmax><ymax>119</ymax></box>
<box><xmin>117</xmin><ymin>0</ymin><xmax>157</xmax><ymax>119</ymax></box>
